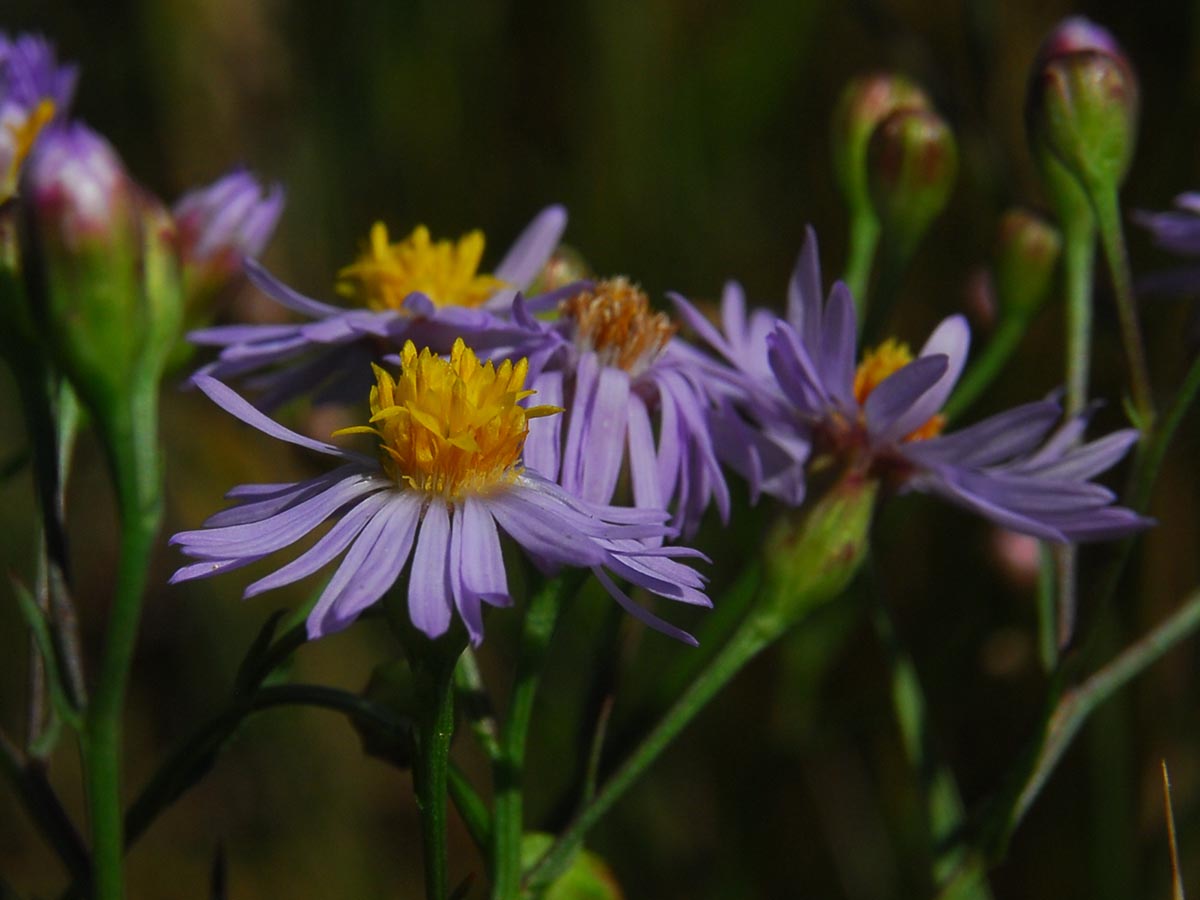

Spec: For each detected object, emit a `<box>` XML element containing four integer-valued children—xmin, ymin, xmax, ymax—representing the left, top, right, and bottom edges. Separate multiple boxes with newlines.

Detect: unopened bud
<box><xmin>21</xmin><ymin>123</ymin><xmax>182</xmax><ymax>409</ymax></box>
<box><xmin>866</xmin><ymin>107</ymin><xmax>958</xmax><ymax>251</ymax></box>
<box><xmin>173</xmin><ymin>167</ymin><xmax>284</xmax><ymax>305</ymax></box>
<box><xmin>993</xmin><ymin>209</ymin><xmax>1061</xmax><ymax>319</ymax></box>
<box><xmin>1027</xmin><ymin>17</ymin><xmax>1138</xmax><ymax>196</ymax></box>
<box><xmin>756</xmin><ymin>474</ymin><xmax>878</xmax><ymax>638</ymax></box>
<box><xmin>831</xmin><ymin>74</ymin><xmax>930</xmax><ymax>218</ymax></box>
<box><xmin>529</xmin><ymin>243</ymin><xmax>592</xmax><ymax>294</ymax></box>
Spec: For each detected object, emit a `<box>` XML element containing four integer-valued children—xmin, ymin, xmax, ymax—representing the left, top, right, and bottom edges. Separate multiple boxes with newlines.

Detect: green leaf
<box><xmin>9</xmin><ymin>577</ymin><xmax>82</xmax><ymax>740</ymax></box>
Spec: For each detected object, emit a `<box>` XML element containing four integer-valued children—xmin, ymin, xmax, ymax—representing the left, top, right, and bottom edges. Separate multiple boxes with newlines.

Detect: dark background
<box><xmin>3</xmin><ymin>0</ymin><xmax>1200</xmax><ymax>897</ymax></box>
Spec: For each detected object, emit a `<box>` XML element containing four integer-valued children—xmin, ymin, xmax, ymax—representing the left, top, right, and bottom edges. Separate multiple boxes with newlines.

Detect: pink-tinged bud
<box><xmin>866</xmin><ymin>107</ymin><xmax>958</xmax><ymax>251</ymax></box>
<box><xmin>24</xmin><ymin>122</ymin><xmax>136</xmax><ymax>251</ymax></box>
<box><xmin>20</xmin><ymin>122</ymin><xmax>182</xmax><ymax>415</ymax></box>
<box><xmin>1027</xmin><ymin>17</ymin><xmax>1138</xmax><ymax>195</ymax></box>
<box><xmin>173</xmin><ymin>167</ymin><xmax>284</xmax><ymax>293</ymax></box>
<box><xmin>993</xmin><ymin>209</ymin><xmax>1061</xmax><ymax>319</ymax></box>
<box><xmin>831</xmin><ymin>74</ymin><xmax>931</xmax><ymax>218</ymax></box>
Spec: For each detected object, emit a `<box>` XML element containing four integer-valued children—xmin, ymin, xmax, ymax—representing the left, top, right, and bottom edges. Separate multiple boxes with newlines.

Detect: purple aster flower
<box><xmin>187</xmin><ymin>205</ymin><xmax>569</xmax><ymax>408</ymax></box>
<box><xmin>173</xmin><ymin>167</ymin><xmax>284</xmax><ymax>287</ymax></box>
<box><xmin>517</xmin><ymin>278</ymin><xmax>730</xmax><ymax>539</ymax></box>
<box><xmin>674</xmin><ymin>228</ymin><xmax>1150</xmax><ymax>542</ymax></box>
<box><xmin>171</xmin><ymin>338</ymin><xmax>709</xmax><ymax>645</ymax></box>
<box><xmin>0</xmin><ymin>33</ymin><xmax>77</xmax><ymax>199</ymax></box>
<box><xmin>1134</xmin><ymin>193</ymin><xmax>1200</xmax><ymax>296</ymax></box>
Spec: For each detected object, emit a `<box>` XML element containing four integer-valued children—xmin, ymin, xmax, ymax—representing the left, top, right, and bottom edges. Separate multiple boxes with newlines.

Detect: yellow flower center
<box><xmin>2</xmin><ymin>99</ymin><xmax>55</xmax><ymax>201</ymax></box>
<box><xmin>335</xmin><ymin>223</ymin><xmax>508</xmax><ymax>312</ymax></box>
<box><xmin>335</xmin><ymin>339</ymin><xmax>561</xmax><ymax>499</ymax></box>
<box><xmin>560</xmin><ymin>278</ymin><xmax>676</xmax><ymax>374</ymax></box>
<box><xmin>853</xmin><ymin>339</ymin><xmax>945</xmax><ymax>442</ymax></box>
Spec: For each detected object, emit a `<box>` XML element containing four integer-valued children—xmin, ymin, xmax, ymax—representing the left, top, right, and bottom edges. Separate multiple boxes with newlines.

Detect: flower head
<box><xmin>337</xmin><ymin>223</ymin><xmax>506</xmax><ymax>312</ymax></box>
<box><xmin>173</xmin><ymin>167</ymin><xmax>284</xmax><ymax>288</ymax></box>
<box><xmin>675</xmin><ymin>227</ymin><xmax>1150</xmax><ymax>543</ymax></box>
<box><xmin>520</xmin><ymin>277</ymin><xmax>729</xmax><ymax>538</ymax></box>
<box><xmin>171</xmin><ymin>340</ymin><xmax>709</xmax><ymax>645</ymax></box>
<box><xmin>188</xmin><ymin>205</ymin><xmax>569</xmax><ymax>408</ymax></box>
<box><xmin>0</xmin><ymin>33</ymin><xmax>77</xmax><ymax>200</ymax></box>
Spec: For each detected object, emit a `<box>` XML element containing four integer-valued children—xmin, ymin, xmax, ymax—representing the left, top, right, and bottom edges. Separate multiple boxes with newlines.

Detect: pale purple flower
<box><xmin>518</xmin><ymin>278</ymin><xmax>730</xmax><ymax>539</ymax></box>
<box><xmin>0</xmin><ymin>32</ymin><xmax>77</xmax><ymax>113</ymax></box>
<box><xmin>676</xmin><ymin>228</ymin><xmax>1150</xmax><ymax>542</ymax></box>
<box><xmin>171</xmin><ymin>361</ymin><xmax>710</xmax><ymax>645</ymax></box>
<box><xmin>173</xmin><ymin>167</ymin><xmax>284</xmax><ymax>282</ymax></box>
<box><xmin>1134</xmin><ymin>193</ymin><xmax>1200</xmax><ymax>296</ymax></box>
<box><xmin>188</xmin><ymin>205</ymin><xmax>569</xmax><ymax>408</ymax></box>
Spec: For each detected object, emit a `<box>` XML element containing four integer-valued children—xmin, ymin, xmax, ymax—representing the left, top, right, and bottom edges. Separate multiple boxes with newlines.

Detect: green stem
<box><xmin>415</xmin><ymin>658</ymin><xmax>458</xmax><ymax>900</ymax></box>
<box><xmin>843</xmin><ymin>208</ymin><xmax>880</xmax><ymax>315</ymax></box>
<box><xmin>1035</xmin><ymin>545</ymin><xmax>1058</xmax><ymax>673</ymax></box>
<box><xmin>447</xmin><ymin>764</ymin><xmax>492</xmax><ymax>853</ymax></box>
<box><xmin>1060</xmin><ymin>208</ymin><xmax>1096</xmax><ymax>420</ymax></box>
<box><xmin>943</xmin><ymin>314</ymin><xmax>1031</xmax><ymax>423</ymax></box>
<box><xmin>82</xmin><ymin>387</ymin><xmax>163</xmax><ymax>900</ymax></box>
<box><xmin>0</xmin><ymin>730</ymin><xmax>90</xmax><ymax>885</ymax></box>
<box><xmin>1092</xmin><ymin>188</ymin><xmax>1155</xmax><ymax>426</ymax></box>
<box><xmin>861</xmin><ymin>235</ymin><xmax>917</xmax><ymax>342</ymax></box>
<box><xmin>523</xmin><ymin>611</ymin><xmax>779</xmax><ymax>894</ymax></box>
<box><xmin>872</xmin><ymin>604</ymin><xmax>990</xmax><ymax>899</ymax></box>
<box><xmin>455</xmin><ymin>649</ymin><xmax>502</xmax><ymax>763</ymax></box>
<box><xmin>492</xmin><ymin>573</ymin><xmax>579</xmax><ymax>900</ymax></box>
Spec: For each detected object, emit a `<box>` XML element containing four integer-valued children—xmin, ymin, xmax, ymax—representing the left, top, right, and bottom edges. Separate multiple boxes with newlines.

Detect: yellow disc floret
<box><xmin>2</xmin><ymin>99</ymin><xmax>55</xmax><ymax>201</ymax></box>
<box><xmin>335</xmin><ymin>222</ymin><xmax>508</xmax><ymax>312</ymax></box>
<box><xmin>560</xmin><ymin>278</ymin><xmax>676</xmax><ymax>375</ymax></box>
<box><xmin>854</xmin><ymin>338</ymin><xmax>945</xmax><ymax>442</ymax></box>
<box><xmin>335</xmin><ymin>339</ymin><xmax>561</xmax><ymax>499</ymax></box>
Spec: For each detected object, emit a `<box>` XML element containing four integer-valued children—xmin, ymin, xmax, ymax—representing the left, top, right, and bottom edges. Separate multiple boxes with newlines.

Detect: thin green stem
<box><xmin>872</xmin><ymin>601</ymin><xmax>990</xmax><ymax>899</ymax></box>
<box><xmin>415</xmin><ymin>658</ymin><xmax>458</xmax><ymax>900</ymax></box>
<box><xmin>1036</xmin><ymin>545</ymin><xmax>1058</xmax><ymax>673</ymax></box>
<box><xmin>843</xmin><ymin>209</ymin><xmax>880</xmax><ymax>315</ymax></box>
<box><xmin>455</xmin><ymin>649</ymin><xmax>502</xmax><ymax>763</ymax></box>
<box><xmin>1060</xmin><ymin>210</ymin><xmax>1096</xmax><ymax>420</ymax></box>
<box><xmin>82</xmin><ymin>386</ymin><xmax>163</xmax><ymax>900</ymax></box>
<box><xmin>447</xmin><ymin>764</ymin><xmax>492</xmax><ymax>853</ymax></box>
<box><xmin>491</xmin><ymin>573</ymin><xmax>579</xmax><ymax>900</ymax></box>
<box><xmin>943</xmin><ymin>314</ymin><xmax>1030</xmax><ymax>423</ymax></box>
<box><xmin>523</xmin><ymin>611</ymin><xmax>778</xmax><ymax>894</ymax></box>
<box><xmin>0</xmin><ymin>729</ymin><xmax>90</xmax><ymax>885</ymax></box>
<box><xmin>860</xmin><ymin>236</ymin><xmax>915</xmax><ymax>342</ymax></box>
<box><xmin>1092</xmin><ymin>189</ymin><xmax>1155</xmax><ymax>426</ymax></box>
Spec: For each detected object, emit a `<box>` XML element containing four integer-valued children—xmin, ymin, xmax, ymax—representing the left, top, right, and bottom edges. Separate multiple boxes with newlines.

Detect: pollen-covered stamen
<box><xmin>335</xmin><ymin>223</ymin><xmax>508</xmax><ymax>313</ymax></box>
<box><xmin>854</xmin><ymin>338</ymin><xmax>945</xmax><ymax>442</ymax></box>
<box><xmin>560</xmin><ymin>277</ymin><xmax>677</xmax><ymax>375</ymax></box>
<box><xmin>335</xmin><ymin>338</ymin><xmax>561</xmax><ymax>499</ymax></box>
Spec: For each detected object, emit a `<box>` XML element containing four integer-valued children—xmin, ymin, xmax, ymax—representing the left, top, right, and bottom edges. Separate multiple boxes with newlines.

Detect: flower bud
<box><xmin>173</xmin><ymin>167</ymin><xmax>284</xmax><ymax>304</ymax></box>
<box><xmin>755</xmin><ymin>474</ymin><xmax>878</xmax><ymax>638</ymax></box>
<box><xmin>1027</xmin><ymin>17</ymin><xmax>1138</xmax><ymax>196</ymax></box>
<box><xmin>831</xmin><ymin>74</ymin><xmax>930</xmax><ymax>218</ymax></box>
<box><xmin>993</xmin><ymin>209</ymin><xmax>1061</xmax><ymax>320</ymax></box>
<box><xmin>528</xmin><ymin>243</ymin><xmax>592</xmax><ymax>294</ymax></box>
<box><xmin>21</xmin><ymin>123</ymin><xmax>182</xmax><ymax>409</ymax></box>
<box><xmin>866</xmin><ymin>107</ymin><xmax>958</xmax><ymax>252</ymax></box>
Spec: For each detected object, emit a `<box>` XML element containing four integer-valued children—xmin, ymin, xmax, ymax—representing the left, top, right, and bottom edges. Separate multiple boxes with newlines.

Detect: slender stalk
<box><xmin>1035</xmin><ymin>545</ymin><xmax>1058</xmax><ymax>673</ymax></box>
<box><xmin>415</xmin><ymin>660</ymin><xmax>458</xmax><ymax>900</ymax></box>
<box><xmin>872</xmin><ymin>604</ymin><xmax>991</xmax><ymax>899</ymax></box>
<box><xmin>455</xmin><ymin>649</ymin><xmax>502</xmax><ymax>763</ymax></box>
<box><xmin>82</xmin><ymin>388</ymin><xmax>163</xmax><ymax>900</ymax></box>
<box><xmin>1092</xmin><ymin>189</ymin><xmax>1155</xmax><ymax>426</ymax></box>
<box><xmin>523</xmin><ymin>611</ymin><xmax>779</xmax><ymax>894</ymax></box>
<box><xmin>491</xmin><ymin>573</ymin><xmax>578</xmax><ymax>900</ymax></box>
<box><xmin>447</xmin><ymin>764</ymin><xmax>492</xmax><ymax>853</ymax></box>
<box><xmin>0</xmin><ymin>729</ymin><xmax>90</xmax><ymax>885</ymax></box>
<box><xmin>843</xmin><ymin>210</ymin><xmax>880</xmax><ymax>315</ymax></box>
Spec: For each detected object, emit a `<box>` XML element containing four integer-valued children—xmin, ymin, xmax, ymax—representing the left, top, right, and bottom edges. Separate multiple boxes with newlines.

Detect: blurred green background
<box><xmin>4</xmin><ymin>0</ymin><xmax>1200</xmax><ymax>897</ymax></box>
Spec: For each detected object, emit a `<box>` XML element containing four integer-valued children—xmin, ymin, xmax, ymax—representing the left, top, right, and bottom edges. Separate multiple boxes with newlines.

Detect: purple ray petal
<box><xmin>522</xmin><ymin>370</ymin><xmax>564</xmax><ymax>481</ymax></box>
<box><xmin>408</xmin><ymin>500</ymin><xmax>454</xmax><ymax>638</ymax></box>
<box><xmin>592</xmin><ymin>568</ymin><xmax>698</xmax><ymax>646</ymax></box>
<box><xmin>492</xmin><ymin>205</ymin><xmax>568</xmax><ymax>289</ymax></box>
<box><xmin>245</xmin><ymin>258</ymin><xmax>344</xmax><ymax>319</ymax></box>
<box><xmin>864</xmin><ymin>354</ymin><xmax>948</xmax><ymax>443</ymax></box>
